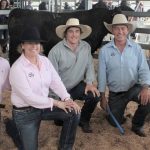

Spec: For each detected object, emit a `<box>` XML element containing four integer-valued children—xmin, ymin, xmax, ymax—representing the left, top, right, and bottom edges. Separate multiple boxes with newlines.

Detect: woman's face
<box><xmin>1</xmin><ymin>0</ymin><xmax>7</xmax><ymax>9</ymax></box>
<box><xmin>21</xmin><ymin>42</ymin><xmax>41</xmax><ymax>58</ymax></box>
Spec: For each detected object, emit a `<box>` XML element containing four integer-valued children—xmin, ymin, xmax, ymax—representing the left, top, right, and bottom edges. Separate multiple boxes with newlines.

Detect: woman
<box><xmin>9</xmin><ymin>27</ymin><xmax>81</xmax><ymax>150</ymax></box>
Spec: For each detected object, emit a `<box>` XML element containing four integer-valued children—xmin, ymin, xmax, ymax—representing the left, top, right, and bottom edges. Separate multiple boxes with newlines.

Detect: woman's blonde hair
<box><xmin>17</xmin><ymin>43</ymin><xmax>44</xmax><ymax>54</ymax></box>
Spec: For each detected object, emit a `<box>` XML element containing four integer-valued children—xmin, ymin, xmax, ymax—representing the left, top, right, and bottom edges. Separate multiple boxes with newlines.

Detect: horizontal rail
<box><xmin>122</xmin><ymin>11</ymin><xmax>150</xmax><ymax>17</ymax></box>
<box><xmin>135</xmin><ymin>28</ymin><xmax>150</xmax><ymax>34</ymax></box>
<box><xmin>0</xmin><ymin>10</ymin><xmax>11</xmax><ymax>15</ymax></box>
<box><xmin>0</xmin><ymin>25</ymin><xmax>8</xmax><ymax>29</ymax></box>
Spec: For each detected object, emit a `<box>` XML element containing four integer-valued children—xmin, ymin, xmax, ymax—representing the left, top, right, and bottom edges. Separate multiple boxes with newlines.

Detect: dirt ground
<box><xmin>1</xmin><ymin>54</ymin><xmax>150</xmax><ymax>150</ymax></box>
<box><xmin>0</xmin><ymin>91</ymin><xmax>150</xmax><ymax>150</ymax></box>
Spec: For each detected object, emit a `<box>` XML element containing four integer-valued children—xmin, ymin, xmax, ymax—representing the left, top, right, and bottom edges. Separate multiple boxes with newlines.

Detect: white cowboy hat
<box><xmin>56</xmin><ymin>18</ymin><xmax>92</xmax><ymax>39</ymax></box>
<box><xmin>104</xmin><ymin>14</ymin><xmax>136</xmax><ymax>34</ymax></box>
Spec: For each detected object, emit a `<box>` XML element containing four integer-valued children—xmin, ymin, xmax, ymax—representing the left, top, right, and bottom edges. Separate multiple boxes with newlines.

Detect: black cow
<box><xmin>8</xmin><ymin>8</ymin><xmax>121</xmax><ymax>65</ymax></box>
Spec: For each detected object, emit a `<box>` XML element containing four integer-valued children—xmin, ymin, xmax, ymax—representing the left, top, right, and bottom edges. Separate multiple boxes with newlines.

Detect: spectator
<box><xmin>0</xmin><ymin>0</ymin><xmax>9</xmax><ymax>39</ymax></box>
<box><xmin>25</xmin><ymin>0</ymin><xmax>33</xmax><ymax>10</ymax></box>
<box><xmin>39</xmin><ymin>2</ymin><xmax>47</xmax><ymax>10</ymax></box>
<box><xmin>64</xmin><ymin>2</ymin><xmax>72</xmax><ymax>11</ymax></box>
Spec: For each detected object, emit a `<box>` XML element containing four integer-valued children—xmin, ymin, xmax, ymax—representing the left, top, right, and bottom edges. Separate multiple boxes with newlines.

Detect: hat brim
<box><xmin>104</xmin><ymin>22</ymin><xmax>136</xmax><ymax>34</ymax></box>
<box><xmin>56</xmin><ymin>24</ymin><xmax>92</xmax><ymax>39</ymax></box>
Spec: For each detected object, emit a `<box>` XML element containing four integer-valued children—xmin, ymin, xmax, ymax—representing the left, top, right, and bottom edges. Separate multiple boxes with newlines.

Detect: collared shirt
<box><xmin>48</xmin><ymin>39</ymin><xmax>96</xmax><ymax>90</ymax></box>
<box><xmin>0</xmin><ymin>57</ymin><xmax>10</xmax><ymax>103</ymax></box>
<box><xmin>9</xmin><ymin>54</ymin><xmax>70</xmax><ymax>109</ymax></box>
<box><xmin>98</xmin><ymin>39</ymin><xmax>150</xmax><ymax>92</ymax></box>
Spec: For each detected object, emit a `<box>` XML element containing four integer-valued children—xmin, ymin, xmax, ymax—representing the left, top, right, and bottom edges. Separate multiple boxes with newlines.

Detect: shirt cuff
<box><xmin>63</xmin><ymin>97</ymin><xmax>71</xmax><ymax>101</ymax></box>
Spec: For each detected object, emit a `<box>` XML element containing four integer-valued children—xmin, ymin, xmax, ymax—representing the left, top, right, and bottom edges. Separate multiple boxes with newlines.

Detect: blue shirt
<box><xmin>98</xmin><ymin>39</ymin><xmax>150</xmax><ymax>92</ymax></box>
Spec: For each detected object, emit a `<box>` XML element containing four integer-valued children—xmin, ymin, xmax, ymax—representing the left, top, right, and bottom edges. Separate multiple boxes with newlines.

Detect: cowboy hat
<box><xmin>56</xmin><ymin>18</ymin><xmax>92</xmax><ymax>39</ymax></box>
<box><xmin>104</xmin><ymin>14</ymin><xmax>136</xmax><ymax>34</ymax></box>
<box><xmin>20</xmin><ymin>27</ymin><xmax>44</xmax><ymax>43</ymax></box>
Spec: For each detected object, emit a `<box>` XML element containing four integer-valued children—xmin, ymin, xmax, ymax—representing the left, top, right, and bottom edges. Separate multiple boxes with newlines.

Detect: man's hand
<box><xmin>85</xmin><ymin>84</ymin><xmax>100</xmax><ymax>97</ymax></box>
<box><xmin>100</xmin><ymin>96</ymin><xmax>108</xmax><ymax>111</ymax></box>
<box><xmin>139</xmin><ymin>87</ymin><xmax>150</xmax><ymax>105</ymax></box>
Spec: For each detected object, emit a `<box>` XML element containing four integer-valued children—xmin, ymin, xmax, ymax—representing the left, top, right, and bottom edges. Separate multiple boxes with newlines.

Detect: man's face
<box><xmin>65</xmin><ymin>27</ymin><xmax>81</xmax><ymax>45</ymax></box>
<box><xmin>112</xmin><ymin>25</ymin><xmax>129</xmax><ymax>42</ymax></box>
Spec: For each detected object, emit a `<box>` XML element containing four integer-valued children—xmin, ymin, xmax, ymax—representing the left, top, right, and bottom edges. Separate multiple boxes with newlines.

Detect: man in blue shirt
<box><xmin>98</xmin><ymin>14</ymin><xmax>150</xmax><ymax>137</ymax></box>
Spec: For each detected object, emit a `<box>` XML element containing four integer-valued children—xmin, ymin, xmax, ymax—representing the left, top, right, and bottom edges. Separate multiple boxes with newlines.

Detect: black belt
<box><xmin>13</xmin><ymin>105</ymin><xmax>32</xmax><ymax>110</ymax></box>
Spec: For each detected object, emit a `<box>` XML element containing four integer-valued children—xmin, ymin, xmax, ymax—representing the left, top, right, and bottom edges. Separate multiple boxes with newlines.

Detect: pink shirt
<box><xmin>0</xmin><ymin>57</ymin><xmax>10</xmax><ymax>103</ymax></box>
<box><xmin>9</xmin><ymin>54</ymin><xmax>70</xmax><ymax>109</ymax></box>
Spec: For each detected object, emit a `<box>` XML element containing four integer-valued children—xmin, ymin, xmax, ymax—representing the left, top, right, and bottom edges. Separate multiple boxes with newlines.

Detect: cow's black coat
<box><xmin>8</xmin><ymin>8</ymin><xmax>121</xmax><ymax>65</ymax></box>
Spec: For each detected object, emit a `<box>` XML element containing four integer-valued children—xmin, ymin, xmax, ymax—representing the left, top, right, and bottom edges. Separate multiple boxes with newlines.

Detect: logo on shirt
<box><xmin>111</xmin><ymin>52</ymin><xmax>115</xmax><ymax>56</ymax></box>
<box><xmin>28</xmin><ymin>72</ymin><xmax>34</xmax><ymax>77</ymax></box>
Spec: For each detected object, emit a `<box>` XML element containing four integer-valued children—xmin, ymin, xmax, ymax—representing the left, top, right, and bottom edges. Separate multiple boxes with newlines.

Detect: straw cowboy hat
<box><xmin>104</xmin><ymin>14</ymin><xmax>136</xmax><ymax>34</ymax></box>
<box><xmin>56</xmin><ymin>18</ymin><xmax>92</xmax><ymax>39</ymax></box>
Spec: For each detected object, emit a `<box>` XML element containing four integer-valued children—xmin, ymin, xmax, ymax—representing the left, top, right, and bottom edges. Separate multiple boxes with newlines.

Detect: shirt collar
<box><xmin>20</xmin><ymin>54</ymin><xmax>42</xmax><ymax>68</ymax></box>
<box><xmin>108</xmin><ymin>38</ymin><xmax>133</xmax><ymax>49</ymax></box>
<box><xmin>62</xmin><ymin>38</ymin><xmax>83</xmax><ymax>50</ymax></box>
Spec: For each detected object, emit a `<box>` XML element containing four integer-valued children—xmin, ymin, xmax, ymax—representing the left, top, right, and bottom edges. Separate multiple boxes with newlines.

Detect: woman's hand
<box><xmin>65</xmin><ymin>100</ymin><xmax>81</xmax><ymax>114</ymax></box>
<box><xmin>54</xmin><ymin>100</ymin><xmax>81</xmax><ymax>114</ymax></box>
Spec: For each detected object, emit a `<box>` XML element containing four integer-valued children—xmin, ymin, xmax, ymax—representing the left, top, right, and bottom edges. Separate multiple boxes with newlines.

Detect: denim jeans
<box><xmin>69</xmin><ymin>81</ymin><xmax>100</xmax><ymax>123</ymax></box>
<box><xmin>13</xmin><ymin>106</ymin><xmax>80</xmax><ymax>150</ymax></box>
<box><xmin>108</xmin><ymin>84</ymin><xmax>150</xmax><ymax>127</ymax></box>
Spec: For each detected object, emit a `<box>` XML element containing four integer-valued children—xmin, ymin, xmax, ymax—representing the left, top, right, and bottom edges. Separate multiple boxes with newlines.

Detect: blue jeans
<box><xmin>12</xmin><ymin>107</ymin><xmax>80</xmax><ymax>150</ymax></box>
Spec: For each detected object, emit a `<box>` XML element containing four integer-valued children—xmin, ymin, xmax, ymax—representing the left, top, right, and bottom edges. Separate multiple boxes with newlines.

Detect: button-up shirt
<box><xmin>48</xmin><ymin>39</ymin><xmax>96</xmax><ymax>90</ymax></box>
<box><xmin>0</xmin><ymin>57</ymin><xmax>10</xmax><ymax>103</ymax></box>
<box><xmin>9</xmin><ymin>54</ymin><xmax>70</xmax><ymax>109</ymax></box>
<box><xmin>98</xmin><ymin>39</ymin><xmax>150</xmax><ymax>92</ymax></box>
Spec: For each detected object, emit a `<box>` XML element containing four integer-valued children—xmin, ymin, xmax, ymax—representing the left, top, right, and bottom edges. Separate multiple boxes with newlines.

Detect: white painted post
<box><xmin>85</xmin><ymin>0</ymin><xmax>92</xmax><ymax>10</ymax></box>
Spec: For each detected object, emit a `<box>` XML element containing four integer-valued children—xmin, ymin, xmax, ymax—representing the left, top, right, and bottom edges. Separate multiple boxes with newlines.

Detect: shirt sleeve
<box><xmin>48</xmin><ymin>47</ymin><xmax>59</xmax><ymax>73</ymax></box>
<box><xmin>48</xmin><ymin>60</ymin><xmax>70</xmax><ymax>101</ymax></box>
<box><xmin>85</xmin><ymin>44</ymin><xmax>96</xmax><ymax>84</ymax></box>
<box><xmin>137</xmin><ymin>45</ymin><xmax>150</xmax><ymax>85</ymax></box>
<box><xmin>1</xmin><ymin>60</ymin><xmax>11</xmax><ymax>92</ymax></box>
<box><xmin>9</xmin><ymin>65</ymin><xmax>53</xmax><ymax>109</ymax></box>
<box><xmin>98</xmin><ymin>48</ymin><xmax>107</xmax><ymax>92</ymax></box>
